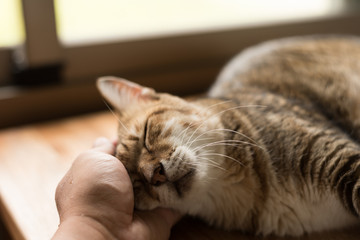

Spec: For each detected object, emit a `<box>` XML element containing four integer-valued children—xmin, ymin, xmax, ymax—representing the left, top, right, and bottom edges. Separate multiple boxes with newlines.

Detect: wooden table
<box><xmin>0</xmin><ymin>111</ymin><xmax>359</xmax><ymax>240</ymax></box>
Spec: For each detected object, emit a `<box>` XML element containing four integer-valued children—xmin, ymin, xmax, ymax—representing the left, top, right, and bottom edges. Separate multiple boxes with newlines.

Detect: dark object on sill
<box><xmin>0</xmin><ymin>217</ymin><xmax>12</xmax><ymax>240</ymax></box>
<box><xmin>12</xmin><ymin>63</ymin><xmax>63</xmax><ymax>86</ymax></box>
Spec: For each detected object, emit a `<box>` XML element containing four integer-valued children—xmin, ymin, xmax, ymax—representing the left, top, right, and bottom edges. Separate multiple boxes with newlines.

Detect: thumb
<box><xmin>134</xmin><ymin>208</ymin><xmax>182</xmax><ymax>240</ymax></box>
<box><xmin>92</xmin><ymin>137</ymin><xmax>116</xmax><ymax>155</ymax></box>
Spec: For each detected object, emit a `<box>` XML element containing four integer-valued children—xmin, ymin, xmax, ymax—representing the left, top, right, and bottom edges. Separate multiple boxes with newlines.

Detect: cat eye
<box><xmin>143</xmin><ymin>119</ymin><xmax>151</xmax><ymax>152</ymax></box>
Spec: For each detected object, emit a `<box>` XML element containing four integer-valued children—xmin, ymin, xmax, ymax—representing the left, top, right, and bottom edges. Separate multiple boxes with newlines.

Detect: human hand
<box><xmin>53</xmin><ymin>137</ymin><xmax>181</xmax><ymax>240</ymax></box>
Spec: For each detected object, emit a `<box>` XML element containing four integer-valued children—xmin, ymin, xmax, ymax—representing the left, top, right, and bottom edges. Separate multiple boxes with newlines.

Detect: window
<box><xmin>54</xmin><ymin>0</ymin><xmax>343</xmax><ymax>46</ymax></box>
<box><xmin>1</xmin><ymin>0</ymin><xmax>360</xmax><ymax>128</ymax></box>
<box><xmin>0</xmin><ymin>0</ymin><xmax>24</xmax><ymax>48</ymax></box>
<box><xmin>0</xmin><ymin>0</ymin><xmax>24</xmax><ymax>85</ymax></box>
<box><xmin>53</xmin><ymin>0</ymin><xmax>358</xmax><ymax>86</ymax></box>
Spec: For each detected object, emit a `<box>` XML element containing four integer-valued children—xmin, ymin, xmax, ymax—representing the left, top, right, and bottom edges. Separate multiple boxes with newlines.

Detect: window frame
<box><xmin>61</xmin><ymin>13</ymin><xmax>360</xmax><ymax>85</ymax></box>
<box><xmin>0</xmin><ymin>48</ymin><xmax>12</xmax><ymax>85</ymax></box>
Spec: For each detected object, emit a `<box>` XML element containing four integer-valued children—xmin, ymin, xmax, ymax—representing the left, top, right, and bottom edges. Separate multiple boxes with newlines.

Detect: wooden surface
<box><xmin>0</xmin><ymin>111</ymin><xmax>359</xmax><ymax>240</ymax></box>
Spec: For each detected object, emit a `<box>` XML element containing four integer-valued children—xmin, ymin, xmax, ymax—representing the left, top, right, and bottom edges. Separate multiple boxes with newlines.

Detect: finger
<box><xmin>92</xmin><ymin>137</ymin><xmax>116</xmax><ymax>155</ymax></box>
<box><xmin>111</xmin><ymin>136</ymin><xmax>118</xmax><ymax>145</ymax></box>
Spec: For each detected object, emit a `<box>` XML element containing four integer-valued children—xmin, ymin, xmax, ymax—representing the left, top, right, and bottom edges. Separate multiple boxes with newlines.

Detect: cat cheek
<box><xmin>134</xmin><ymin>189</ymin><xmax>159</xmax><ymax>210</ymax></box>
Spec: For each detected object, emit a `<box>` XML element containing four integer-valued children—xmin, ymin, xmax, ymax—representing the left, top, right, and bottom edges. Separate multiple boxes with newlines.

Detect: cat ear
<box><xmin>96</xmin><ymin>76</ymin><xmax>158</xmax><ymax>111</ymax></box>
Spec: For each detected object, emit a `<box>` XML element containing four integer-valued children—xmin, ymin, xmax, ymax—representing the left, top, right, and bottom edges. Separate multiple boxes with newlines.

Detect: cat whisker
<box><xmin>197</xmin><ymin>150</ymin><xmax>228</xmax><ymax>169</ymax></box>
<box><xmin>103</xmin><ymin>100</ymin><xmax>130</xmax><ymax>133</ymax></box>
<box><xmin>174</xmin><ymin>154</ymin><xmax>222</xmax><ymax>168</ymax></box>
<box><xmin>188</xmin><ymin>128</ymin><xmax>259</xmax><ymax>149</ymax></box>
<box><xmin>185</xmin><ymin>104</ymin><xmax>267</xmax><ymax>147</ymax></box>
<box><xmin>173</xmin><ymin>156</ymin><xmax>201</xmax><ymax>170</ymax></box>
<box><xmin>172</xmin><ymin>153</ymin><xmax>226</xmax><ymax>172</ymax></box>
<box><xmin>193</xmin><ymin>139</ymin><xmax>263</xmax><ymax>153</ymax></box>
<box><xmin>187</xmin><ymin>130</ymin><xmax>223</xmax><ymax>148</ymax></box>
<box><xmin>190</xmin><ymin>161</ymin><xmax>227</xmax><ymax>173</ymax></box>
<box><xmin>188</xmin><ymin>137</ymin><xmax>216</xmax><ymax>146</ymax></box>
<box><xmin>179</xmin><ymin>100</ymin><xmax>233</xmax><ymax>145</ymax></box>
<box><xmin>196</xmin><ymin>157</ymin><xmax>227</xmax><ymax>171</ymax></box>
<box><xmin>195</xmin><ymin>154</ymin><xmax>223</xmax><ymax>166</ymax></box>
<box><xmin>199</xmin><ymin>152</ymin><xmax>245</xmax><ymax>167</ymax></box>
<box><xmin>199</xmin><ymin>99</ymin><xmax>234</xmax><ymax>113</ymax></box>
<box><xmin>196</xmin><ymin>143</ymin><xmax>245</xmax><ymax>152</ymax></box>
<box><xmin>215</xmin><ymin>128</ymin><xmax>258</xmax><ymax>144</ymax></box>
<box><xmin>179</xmin><ymin>123</ymin><xmax>194</xmax><ymax>145</ymax></box>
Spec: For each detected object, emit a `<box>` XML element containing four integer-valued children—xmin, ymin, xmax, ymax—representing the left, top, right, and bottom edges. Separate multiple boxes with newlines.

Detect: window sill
<box><xmin>0</xmin><ymin>62</ymin><xmax>219</xmax><ymax>128</ymax></box>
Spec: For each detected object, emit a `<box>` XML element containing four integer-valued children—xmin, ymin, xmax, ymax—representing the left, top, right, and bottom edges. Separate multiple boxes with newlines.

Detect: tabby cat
<box><xmin>96</xmin><ymin>35</ymin><xmax>360</xmax><ymax>236</ymax></box>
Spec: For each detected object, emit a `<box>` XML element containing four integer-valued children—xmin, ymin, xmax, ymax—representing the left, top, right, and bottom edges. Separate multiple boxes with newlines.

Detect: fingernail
<box><xmin>93</xmin><ymin>137</ymin><xmax>109</xmax><ymax>147</ymax></box>
<box><xmin>111</xmin><ymin>136</ymin><xmax>118</xmax><ymax>145</ymax></box>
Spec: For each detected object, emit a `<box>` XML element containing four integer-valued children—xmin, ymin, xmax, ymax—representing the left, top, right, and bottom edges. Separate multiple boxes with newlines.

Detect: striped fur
<box><xmin>97</xmin><ymin>35</ymin><xmax>360</xmax><ymax>236</ymax></box>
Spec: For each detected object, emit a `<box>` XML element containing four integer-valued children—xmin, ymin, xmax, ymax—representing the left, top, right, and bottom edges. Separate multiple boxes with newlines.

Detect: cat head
<box><xmin>97</xmin><ymin>76</ymin><xmax>225</xmax><ymax>211</ymax></box>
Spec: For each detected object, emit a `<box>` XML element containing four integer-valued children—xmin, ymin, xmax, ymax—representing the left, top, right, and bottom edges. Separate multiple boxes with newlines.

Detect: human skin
<box><xmin>52</xmin><ymin>137</ymin><xmax>181</xmax><ymax>240</ymax></box>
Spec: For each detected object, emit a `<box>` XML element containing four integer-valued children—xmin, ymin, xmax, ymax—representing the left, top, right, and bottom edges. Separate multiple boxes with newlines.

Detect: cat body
<box><xmin>97</xmin><ymin>35</ymin><xmax>360</xmax><ymax>236</ymax></box>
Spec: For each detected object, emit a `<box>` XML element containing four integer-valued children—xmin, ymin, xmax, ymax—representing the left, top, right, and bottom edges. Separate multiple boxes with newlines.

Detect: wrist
<box><xmin>52</xmin><ymin>215</ymin><xmax>118</xmax><ymax>240</ymax></box>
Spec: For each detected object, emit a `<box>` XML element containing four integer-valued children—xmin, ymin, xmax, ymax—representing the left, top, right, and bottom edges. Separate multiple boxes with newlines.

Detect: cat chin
<box><xmin>134</xmin><ymin>198</ymin><xmax>160</xmax><ymax>210</ymax></box>
<box><xmin>134</xmin><ymin>180</ymin><xmax>205</xmax><ymax>212</ymax></box>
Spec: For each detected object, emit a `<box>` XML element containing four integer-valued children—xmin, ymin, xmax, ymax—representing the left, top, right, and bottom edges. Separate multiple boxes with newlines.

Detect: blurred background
<box><xmin>1</xmin><ymin>1</ymin><xmax>360</xmax><ymax>239</ymax></box>
<box><xmin>0</xmin><ymin>0</ymin><xmax>360</xmax><ymax>128</ymax></box>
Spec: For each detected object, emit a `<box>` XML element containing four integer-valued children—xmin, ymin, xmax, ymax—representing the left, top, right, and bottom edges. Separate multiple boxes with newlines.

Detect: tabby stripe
<box><xmin>151</xmin><ymin>109</ymin><xmax>166</xmax><ymax>116</ymax></box>
<box><xmin>325</xmin><ymin>147</ymin><xmax>359</xmax><ymax>178</ymax></box>
<box><xmin>128</xmin><ymin>135</ymin><xmax>140</xmax><ymax>141</ymax></box>
<box><xmin>325</xmin><ymin>155</ymin><xmax>343</xmax><ymax>178</ymax></box>
<box><xmin>335</xmin><ymin>155</ymin><xmax>360</xmax><ymax>216</ymax></box>
<box><xmin>117</xmin><ymin>153</ymin><xmax>130</xmax><ymax>163</ymax></box>
<box><xmin>340</xmin><ymin>165</ymin><xmax>360</xmax><ymax>216</ymax></box>
<box><xmin>299</xmin><ymin>132</ymin><xmax>326</xmax><ymax>179</ymax></box>
<box><xmin>120</xmin><ymin>142</ymin><xmax>129</xmax><ymax>151</ymax></box>
<box><xmin>316</xmin><ymin>139</ymin><xmax>349</xmax><ymax>180</ymax></box>
<box><xmin>310</xmin><ymin>155</ymin><xmax>322</xmax><ymax>183</ymax></box>
<box><xmin>293</xmin><ymin>131</ymin><xmax>309</xmax><ymax>153</ymax></box>
<box><xmin>149</xmin><ymin>108</ymin><xmax>189</xmax><ymax>118</ymax></box>
<box><xmin>230</xmin><ymin>124</ymin><xmax>241</xmax><ymax>140</ymax></box>
<box><xmin>251</xmin><ymin>149</ymin><xmax>269</xmax><ymax>201</ymax></box>
<box><xmin>310</xmin><ymin>137</ymin><xmax>339</xmax><ymax>182</ymax></box>
<box><xmin>224</xmin><ymin>122</ymin><xmax>242</xmax><ymax>156</ymax></box>
<box><xmin>317</xmin><ymin>142</ymin><xmax>349</xmax><ymax>182</ymax></box>
<box><xmin>333</xmin><ymin>154</ymin><xmax>360</xmax><ymax>186</ymax></box>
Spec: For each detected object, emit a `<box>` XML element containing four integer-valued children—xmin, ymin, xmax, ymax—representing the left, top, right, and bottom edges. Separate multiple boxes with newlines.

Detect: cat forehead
<box><xmin>124</xmin><ymin>107</ymin><xmax>197</xmax><ymax>135</ymax></box>
<box><xmin>148</xmin><ymin>109</ymin><xmax>203</xmax><ymax>135</ymax></box>
<box><xmin>149</xmin><ymin>108</ymin><xmax>188</xmax><ymax>119</ymax></box>
<box><xmin>147</xmin><ymin>108</ymin><xmax>203</xmax><ymax>125</ymax></box>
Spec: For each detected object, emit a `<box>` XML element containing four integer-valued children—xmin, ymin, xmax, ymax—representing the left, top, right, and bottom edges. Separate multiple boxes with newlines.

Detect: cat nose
<box><xmin>151</xmin><ymin>163</ymin><xmax>167</xmax><ymax>186</ymax></box>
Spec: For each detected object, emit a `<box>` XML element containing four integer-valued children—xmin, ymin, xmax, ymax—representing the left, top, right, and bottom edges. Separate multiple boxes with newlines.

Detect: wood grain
<box><xmin>0</xmin><ymin>111</ymin><xmax>359</xmax><ymax>240</ymax></box>
<box><xmin>0</xmin><ymin>112</ymin><xmax>117</xmax><ymax>240</ymax></box>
